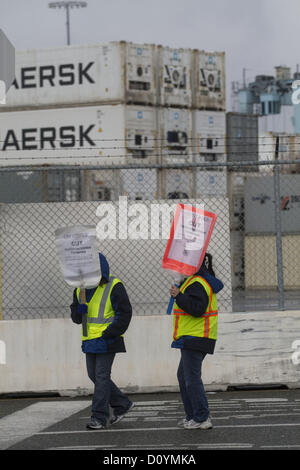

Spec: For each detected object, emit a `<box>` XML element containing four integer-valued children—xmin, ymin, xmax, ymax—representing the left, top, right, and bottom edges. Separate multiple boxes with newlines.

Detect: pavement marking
<box><xmin>38</xmin><ymin>422</ymin><xmax>300</xmax><ymax>436</ymax></box>
<box><xmin>195</xmin><ymin>443</ymin><xmax>253</xmax><ymax>449</ymax></box>
<box><xmin>261</xmin><ymin>445</ymin><xmax>300</xmax><ymax>449</ymax></box>
<box><xmin>0</xmin><ymin>400</ymin><xmax>89</xmax><ymax>450</ymax></box>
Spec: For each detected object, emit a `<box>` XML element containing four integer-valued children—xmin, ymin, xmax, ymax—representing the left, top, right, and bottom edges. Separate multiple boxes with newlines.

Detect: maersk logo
<box><xmin>1</xmin><ymin>124</ymin><xmax>96</xmax><ymax>150</ymax></box>
<box><xmin>137</xmin><ymin>111</ymin><xmax>143</xmax><ymax>119</ymax></box>
<box><xmin>12</xmin><ymin>62</ymin><xmax>95</xmax><ymax>90</ymax></box>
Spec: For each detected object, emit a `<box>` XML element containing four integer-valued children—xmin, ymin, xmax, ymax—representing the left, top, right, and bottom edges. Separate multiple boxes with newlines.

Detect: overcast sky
<box><xmin>1</xmin><ymin>0</ymin><xmax>299</xmax><ymax>106</ymax></box>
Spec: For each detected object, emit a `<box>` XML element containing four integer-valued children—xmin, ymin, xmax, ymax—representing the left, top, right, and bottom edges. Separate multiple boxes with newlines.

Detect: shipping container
<box><xmin>0</xmin><ymin>169</ymin><xmax>81</xmax><ymax>203</ymax></box>
<box><xmin>159</xmin><ymin>107</ymin><xmax>192</xmax><ymax>164</ymax></box>
<box><xmin>157</xmin><ymin>46</ymin><xmax>192</xmax><ymax>108</ymax></box>
<box><xmin>160</xmin><ymin>169</ymin><xmax>193</xmax><ymax>199</ymax></box>
<box><xmin>227</xmin><ymin>172</ymin><xmax>246</xmax><ymax>231</ymax></box>
<box><xmin>2</xmin><ymin>42</ymin><xmax>157</xmax><ymax>109</ymax></box>
<box><xmin>193</xmin><ymin>110</ymin><xmax>226</xmax><ymax>163</ymax></box>
<box><xmin>193</xmin><ymin>50</ymin><xmax>226</xmax><ymax>111</ymax></box>
<box><xmin>245</xmin><ymin>174</ymin><xmax>300</xmax><ymax>233</ymax></box>
<box><xmin>245</xmin><ymin>234</ymin><xmax>300</xmax><ymax>289</ymax></box>
<box><xmin>258</xmin><ymin>105</ymin><xmax>294</xmax><ymax>134</ymax></box>
<box><xmin>259</xmin><ymin>132</ymin><xmax>300</xmax><ymax>173</ymax></box>
<box><xmin>84</xmin><ymin>169</ymin><xmax>120</xmax><ymax>201</ymax></box>
<box><xmin>120</xmin><ymin>168</ymin><xmax>157</xmax><ymax>200</ymax></box>
<box><xmin>195</xmin><ymin>170</ymin><xmax>227</xmax><ymax>197</ymax></box>
<box><xmin>0</xmin><ymin>104</ymin><xmax>158</xmax><ymax>166</ymax></box>
<box><xmin>226</xmin><ymin>112</ymin><xmax>258</xmax><ymax>167</ymax></box>
<box><xmin>230</xmin><ymin>230</ymin><xmax>245</xmax><ymax>289</ymax></box>
<box><xmin>258</xmin><ymin>131</ymin><xmax>275</xmax><ymax>172</ymax></box>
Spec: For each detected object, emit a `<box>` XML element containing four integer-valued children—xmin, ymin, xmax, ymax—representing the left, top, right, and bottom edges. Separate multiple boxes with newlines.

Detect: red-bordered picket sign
<box><xmin>162</xmin><ymin>203</ymin><xmax>217</xmax><ymax>277</ymax></box>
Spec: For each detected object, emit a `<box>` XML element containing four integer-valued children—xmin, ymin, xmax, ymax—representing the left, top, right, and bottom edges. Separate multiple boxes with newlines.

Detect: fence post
<box><xmin>274</xmin><ymin>136</ymin><xmax>285</xmax><ymax>310</ymax></box>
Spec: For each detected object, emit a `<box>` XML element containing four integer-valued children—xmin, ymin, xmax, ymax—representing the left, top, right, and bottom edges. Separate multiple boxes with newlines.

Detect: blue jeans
<box><xmin>177</xmin><ymin>349</ymin><xmax>210</xmax><ymax>423</ymax></box>
<box><xmin>86</xmin><ymin>352</ymin><xmax>132</xmax><ymax>425</ymax></box>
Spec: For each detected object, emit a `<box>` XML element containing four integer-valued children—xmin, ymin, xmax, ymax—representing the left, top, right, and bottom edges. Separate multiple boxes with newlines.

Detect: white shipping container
<box><xmin>159</xmin><ymin>107</ymin><xmax>192</xmax><ymax>164</ymax></box>
<box><xmin>258</xmin><ymin>105</ymin><xmax>294</xmax><ymax>134</ymax></box>
<box><xmin>193</xmin><ymin>110</ymin><xmax>226</xmax><ymax>163</ymax></box>
<box><xmin>120</xmin><ymin>169</ymin><xmax>157</xmax><ymax>200</ymax></box>
<box><xmin>193</xmin><ymin>50</ymin><xmax>226</xmax><ymax>111</ymax></box>
<box><xmin>259</xmin><ymin>132</ymin><xmax>300</xmax><ymax>173</ymax></box>
<box><xmin>3</xmin><ymin>42</ymin><xmax>157</xmax><ymax>109</ymax></box>
<box><xmin>195</xmin><ymin>170</ymin><xmax>227</xmax><ymax>197</ymax></box>
<box><xmin>0</xmin><ymin>104</ymin><xmax>158</xmax><ymax>166</ymax></box>
<box><xmin>158</xmin><ymin>46</ymin><xmax>192</xmax><ymax>108</ymax></box>
<box><xmin>161</xmin><ymin>169</ymin><xmax>193</xmax><ymax>199</ymax></box>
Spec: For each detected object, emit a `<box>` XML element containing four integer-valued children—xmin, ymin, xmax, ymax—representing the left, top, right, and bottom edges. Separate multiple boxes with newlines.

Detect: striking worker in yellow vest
<box><xmin>170</xmin><ymin>253</ymin><xmax>223</xmax><ymax>430</ymax></box>
<box><xmin>70</xmin><ymin>253</ymin><xmax>134</xmax><ymax>430</ymax></box>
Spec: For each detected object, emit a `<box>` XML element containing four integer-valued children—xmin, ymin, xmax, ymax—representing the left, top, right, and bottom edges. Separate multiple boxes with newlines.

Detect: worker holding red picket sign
<box><xmin>163</xmin><ymin>204</ymin><xmax>224</xmax><ymax>430</ymax></box>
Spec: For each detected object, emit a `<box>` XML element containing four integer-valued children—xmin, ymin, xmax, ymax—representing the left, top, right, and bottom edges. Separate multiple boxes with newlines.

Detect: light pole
<box><xmin>48</xmin><ymin>1</ymin><xmax>87</xmax><ymax>46</ymax></box>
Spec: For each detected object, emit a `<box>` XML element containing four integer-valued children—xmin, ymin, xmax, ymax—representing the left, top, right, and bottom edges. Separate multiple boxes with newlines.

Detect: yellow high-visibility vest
<box><xmin>173</xmin><ymin>275</ymin><xmax>218</xmax><ymax>341</ymax></box>
<box><xmin>76</xmin><ymin>276</ymin><xmax>122</xmax><ymax>342</ymax></box>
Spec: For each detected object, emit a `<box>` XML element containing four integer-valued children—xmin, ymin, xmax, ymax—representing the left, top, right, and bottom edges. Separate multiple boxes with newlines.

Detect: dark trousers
<box><xmin>177</xmin><ymin>349</ymin><xmax>210</xmax><ymax>423</ymax></box>
<box><xmin>86</xmin><ymin>352</ymin><xmax>131</xmax><ymax>425</ymax></box>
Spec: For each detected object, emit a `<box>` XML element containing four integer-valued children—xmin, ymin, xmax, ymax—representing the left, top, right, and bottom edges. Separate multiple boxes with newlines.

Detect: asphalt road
<box><xmin>1</xmin><ymin>388</ymin><xmax>300</xmax><ymax>456</ymax></box>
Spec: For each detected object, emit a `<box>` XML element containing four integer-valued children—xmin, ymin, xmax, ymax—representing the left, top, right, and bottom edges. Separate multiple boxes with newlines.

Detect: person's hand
<box><xmin>170</xmin><ymin>285</ymin><xmax>180</xmax><ymax>298</ymax></box>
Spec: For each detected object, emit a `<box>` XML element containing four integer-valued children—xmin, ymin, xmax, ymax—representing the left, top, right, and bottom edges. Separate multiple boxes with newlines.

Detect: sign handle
<box><xmin>79</xmin><ymin>269</ymin><xmax>86</xmax><ymax>304</ymax></box>
<box><xmin>166</xmin><ymin>281</ymin><xmax>180</xmax><ymax>315</ymax></box>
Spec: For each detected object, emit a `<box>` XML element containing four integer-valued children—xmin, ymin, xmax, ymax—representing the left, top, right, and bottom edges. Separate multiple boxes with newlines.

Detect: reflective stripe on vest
<box><xmin>76</xmin><ymin>276</ymin><xmax>120</xmax><ymax>340</ymax></box>
<box><xmin>173</xmin><ymin>275</ymin><xmax>218</xmax><ymax>341</ymax></box>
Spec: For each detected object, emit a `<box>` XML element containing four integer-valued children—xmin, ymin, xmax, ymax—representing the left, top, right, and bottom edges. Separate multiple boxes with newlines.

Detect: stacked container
<box><xmin>0</xmin><ymin>41</ymin><xmax>226</xmax><ymax>201</ymax></box>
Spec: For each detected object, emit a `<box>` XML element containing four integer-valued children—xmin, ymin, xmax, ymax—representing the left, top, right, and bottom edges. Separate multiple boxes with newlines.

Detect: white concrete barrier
<box><xmin>0</xmin><ymin>312</ymin><xmax>300</xmax><ymax>395</ymax></box>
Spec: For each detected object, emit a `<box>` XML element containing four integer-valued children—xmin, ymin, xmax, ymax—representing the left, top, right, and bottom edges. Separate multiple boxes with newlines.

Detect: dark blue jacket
<box><xmin>70</xmin><ymin>253</ymin><xmax>132</xmax><ymax>354</ymax></box>
<box><xmin>171</xmin><ymin>264</ymin><xmax>224</xmax><ymax>354</ymax></box>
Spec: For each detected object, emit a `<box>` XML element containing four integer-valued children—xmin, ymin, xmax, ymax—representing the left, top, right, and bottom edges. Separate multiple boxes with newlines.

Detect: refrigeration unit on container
<box><xmin>125</xmin><ymin>42</ymin><xmax>156</xmax><ymax>105</ymax></box>
<box><xmin>195</xmin><ymin>170</ymin><xmax>227</xmax><ymax>197</ymax></box>
<box><xmin>0</xmin><ymin>104</ymin><xmax>157</xmax><ymax>167</ymax></box>
<box><xmin>84</xmin><ymin>169</ymin><xmax>119</xmax><ymax>201</ymax></box>
<box><xmin>193</xmin><ymin>111</ymin><xmax>226</xmax><ymax>164</ymax></box>
<box><xmin>159</xmin><ymin>108</ymin><xmax>192</xmax><ymax>164</ymax></box>
<box><xmin>157</xmin><ymin>46</ymin><xmax>192</xmax><ymax>108</ymax></box>
<box><xmin>160</xmin><ymin>169</ymin><xmax>193</xmax><ymax>199</ymax></box>
<box><xmin>193</xmin><ymin>50</ymin><xmax>226</xmax><ymax>111</ymax></box>
<box><xmin>125</xmin><ymin>106</ymin><xmax>157</xmax><ymax>164</ymax></box>
<box><xmin>120</xmin><ymin>168</ymin><xmax>157</xmax><ymax>200</ymax></box>
<box><xmin>2</xmin><ymin>41</ymin><xmax>157</xmax><ymax>109</ymax></box>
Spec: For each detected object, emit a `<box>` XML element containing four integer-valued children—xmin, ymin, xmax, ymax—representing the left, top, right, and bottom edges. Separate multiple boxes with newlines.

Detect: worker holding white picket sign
<box><xmin>162</xmin><ymin>204</ymin><xmax>224</xmax><ymax>430</ymax></box>
<box><xmin>55</xmin><ymin>225</ymin><xmax>133</xmax><ymax>430</ymax></box>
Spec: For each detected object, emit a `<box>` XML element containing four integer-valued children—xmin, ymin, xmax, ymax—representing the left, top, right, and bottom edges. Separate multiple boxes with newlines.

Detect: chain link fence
<box><xmin>0</xmin><ymin>158</ymin><xmax>300</xmax><ymax>320</ymax></box>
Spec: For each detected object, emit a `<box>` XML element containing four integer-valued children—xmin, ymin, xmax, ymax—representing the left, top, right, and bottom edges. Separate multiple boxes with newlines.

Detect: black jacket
<box><xmin>70</xmin><ymin>253</ymin><xmax>132</xmax><ymax>354</ymax></box>
<box><xmin>171</xmin><ymin>266</ymin><xmax>223</xmax><ymax>354</ymax></box>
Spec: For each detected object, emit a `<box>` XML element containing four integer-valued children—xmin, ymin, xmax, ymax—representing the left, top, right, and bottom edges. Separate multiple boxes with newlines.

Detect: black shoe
<box><xmin>86</xmin><ymin>418</ymin><xmax>106</xmax><ymax>430</ymax></box>
<box><xmin>110</xmin><ymin>402</ymin><xmax>135</xmax><ymax>425</ymax></box>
